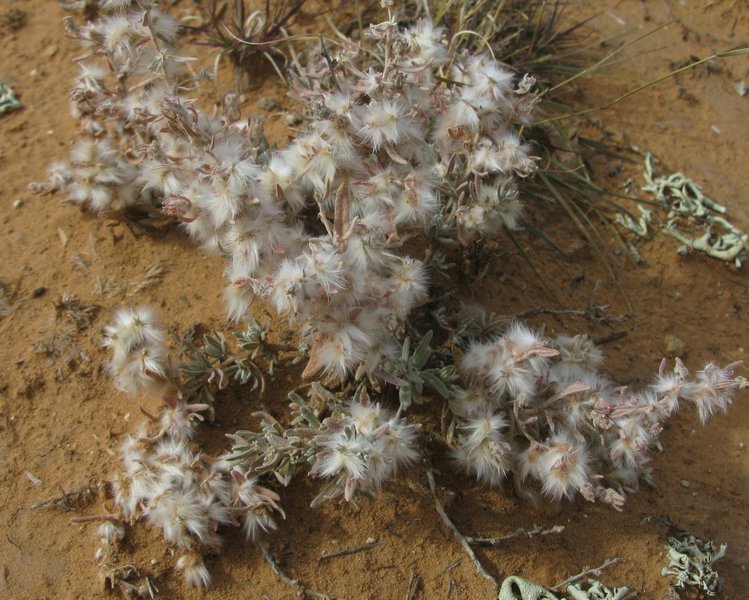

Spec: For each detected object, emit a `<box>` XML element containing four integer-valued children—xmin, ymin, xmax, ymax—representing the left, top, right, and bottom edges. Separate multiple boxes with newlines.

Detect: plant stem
<box><xmin>425</xmin><ymin>468</ymin><xmax>498</xmax><ymax>589</ymax></box>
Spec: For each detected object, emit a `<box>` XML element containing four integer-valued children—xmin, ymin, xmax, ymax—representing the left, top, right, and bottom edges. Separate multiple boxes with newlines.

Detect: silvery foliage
<box><xmin>101</xmin><ymin>306</ymin><xmax>423</xmax><ymax>588</ymax></box>
<box><xmin>43</xmin><ymin>0</ymin><xmax>747</xmax><ymax>589</ymax></box>
<box><xmin>449</xmin><ymin>322</ymin><xmax>745</xmax><ymax>509</ymax></box>
<box><xmin>38</xmin><ymin>0</ymin><xmax>538</xmax><ymax>383</ymax></box>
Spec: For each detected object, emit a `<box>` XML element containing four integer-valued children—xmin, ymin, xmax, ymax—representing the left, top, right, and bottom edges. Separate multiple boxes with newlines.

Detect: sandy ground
<box><xmin>0</xmin><ymin>1</ymin><xmax>747</xmax><ymax>598</ymax></box>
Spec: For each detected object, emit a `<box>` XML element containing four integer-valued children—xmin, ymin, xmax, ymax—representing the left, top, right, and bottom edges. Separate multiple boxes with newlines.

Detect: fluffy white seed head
<box><xmin>176</xmin><ymin>553</ymin><xmax>211</xmax><ymax>589</ymax></box>
<box><xmin>684</xmin><ymin>361</ymin><xmax>742</xmax><ymax>424</ymax></box>
<box><xmin>404</xmin><ymin>19</ymin><xmax>448</xmax><ymax>65</ymax></box>
<box><xmin>355</xmin><ymin>99</ymin><xmax>412</xmax><ymax>150</ymax></box>
<box><xmin>314</xmin><ymin>427</ymin><xmax>369</xmax><ymax>480</ymax></box>
<box><xmin>609</xmin><ymin>417</ymin><xmax>653</xmax><ymax>468</ymax></box>
<box><xmin>515</xmin><ymin>440</ymin><xmax>545</xmax><ymax>482</ymax></box>
<box><xmin>378</xmin><ymin>417</ymin><xmax>421</xmax><ymax>470</ymax></box>
<box><xmin>95</xmin><ymin>521</ymin><xmax>125</xmax><ymax>545</ymax></box>
<box><xmin>146</xmin><ymin>489</ymin><xmax>203</xmax><ymax>549</ymax></box>
<box><xmin>104</xmin><ymin>307</ymin><xmax>163</xmax><ymax>357</ymax></box>
<box><xmin>538</xmin><ymin>433</ymin><xmax>591</xmax><ymax>501</ymax></box>
<box><xmin>449</xmin><ymin>386</ymin><xmax>496</xmax><ymax>418</ymax></box>
<box><xmin>549</xmin><ymin>335</ymin><xmax>605</xmax><ymax>387</ymax></box>
<box><xmin>454</xmin><ymin>412</ymin><xmax>511</xmax><ymax>487</ymax></box>
<box><xmin>104</xmin><ymin>307</ymin><xmax>170</xmax><ymax>396</ymax></box>
<box><xmin>311</xmin><ymin>400</ymin><xmax>420</xmax><ymax>502</ymax></box>
<box><xmin>384</xmin><ymin>259</ymin><xmax>429</xmax><ymax>318</ymax></box>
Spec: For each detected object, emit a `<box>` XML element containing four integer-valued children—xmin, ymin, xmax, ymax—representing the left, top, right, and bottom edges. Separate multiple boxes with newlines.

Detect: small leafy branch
<box><xmin>372</xmin><ymin>331</ymin><xmax>454</xmax><ymax>410</ymax></box>
<box><xmin>179</xmin><ymin>327</ymin><xmax>268</xmax><ymax>404</ymax></box>
<box><xmin>97</xmin><ymin>301</ymin><xmax>746</xmax><ymax>589</ymax></box>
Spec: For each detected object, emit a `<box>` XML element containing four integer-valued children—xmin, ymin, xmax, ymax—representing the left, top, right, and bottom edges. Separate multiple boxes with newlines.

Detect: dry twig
<box><xmin>405</xmin><ymin>567</ymin><xmax>420</xmax><ymax>600</ymax></box>
<box><xmin>259</xmin><ymin>543</ymin><xmax>341</xmax><ymax>600</ymax></box>
<box><xmin>319</xmin><ymin>539</ymin><xmax>382</xmax><ymax>561</ymax></box>
<box><xmin>425</xmin><ymin>468</ymin><xmax>497</xmax><ymax>589</ymax></box>
<box><xmin>551</xmin><ymin>557</ymin><xmax>625</xmax><ymax>592</ymax></box>
<box><xmin>28</xmin><ymin>485</ymin><xmax>93</xmax><ymax>512</ymax></box>
<box><xmin>467</xmin><ymin>525</ymin><xmax>565</xmax><ymax>547</ymax></box>
<box><xmin>128</xmin><ymin>263</ymin><xmax>166</xmax><ymax>296</ymax></box>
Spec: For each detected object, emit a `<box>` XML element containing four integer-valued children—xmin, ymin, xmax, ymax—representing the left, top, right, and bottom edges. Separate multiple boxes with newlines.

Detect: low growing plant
<box><xmin>36</xmin><ymin>0</ymin><xmax>746</xmax><ymax>591</ymax></box>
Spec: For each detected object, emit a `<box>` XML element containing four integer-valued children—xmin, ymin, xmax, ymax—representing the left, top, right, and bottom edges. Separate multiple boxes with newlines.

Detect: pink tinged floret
<box><xmin>685</xmin><ymin>361</ymin><xmax>743</xmax><ymax>424</ymax></box>
<box><xmin>358</xmin><ymin>101</ymin><xmax>420</xmax><ymax>155</ymax></box>
<box><xmin>379</xmin><ymin>419</ymin><xmax>420</xmax><ymax>468</ymax></box>
<box><xmin>315</xmin><ymin>431</ymin><xmax>369</xmax><ymax>480</ymax></box>
<box><xmin>538</xmin><ymin>435</ymin><xmax>591</xmax><ymax>501</ymax></box>
<box><xmin>516</xmin><ymin>441</ymin><xmax>545</xmax><ymax>482</ymax></box>
<box><xmin>176</xmin><ymin>554</ymin><xmax>211</xmax><ymax>589</ymax></box>
<box><xmin>454</xmin><ymin>412</ymin><xmax>511</xmax><ymax>486</ymax></box>
<box><xmin>146</xmin><ymin>488</ymin><xmax>213</xmax><ymax>550</ymax></box>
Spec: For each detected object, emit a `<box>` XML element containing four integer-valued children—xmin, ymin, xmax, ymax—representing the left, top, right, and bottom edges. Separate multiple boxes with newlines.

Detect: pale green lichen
<box><xmin>0</xmin><ymin>82</ymin><xmax>21</xmax><ymax>115</ymax></box>
<box><xmin>497</xmin><ymin>576</ymin><xmax>630</xmax><ymax>600</ymax></box>
<box><xmin>567</xmin><ymin>579</ymin><xmax>630</xmax><ymax>600</ymax></box>
<box><xmin>661</xmin><ymin>533</ymin><xmax>726</xmax><ymax>596</ymax></box>
<box><xmin>616</xmin><ymin>152</ymin><xmax>748</xmax><ymax>267</ymax></box>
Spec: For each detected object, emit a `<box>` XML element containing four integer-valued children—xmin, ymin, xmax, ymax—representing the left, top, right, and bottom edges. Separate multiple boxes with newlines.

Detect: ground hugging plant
<box><xmin>36</xmin><ymin>0</ymin><xmax>746</xmax><ymax>591</ymax></box>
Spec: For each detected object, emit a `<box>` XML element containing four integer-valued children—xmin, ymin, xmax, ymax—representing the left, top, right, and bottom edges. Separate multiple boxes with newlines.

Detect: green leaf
<box><xmin>440</xmin><ymin>365</ymin><xmax>457</xmax><ymax>381</ymax></box>
<box><xmin>422</xmin><ymin>370</ymin><xmax>450</xmax><ymax>399</ymax></box>
<box><xmin>412</xmin><ymin>376</ymin><xmax>424</xmax><ymax>399</ymax></box>
<box><xmin>401</xmin><ymin>336</ymin><xmax>411</xmax><ymax>363</ymax></box>
<box><xmin>412</xmin><ymin>330</ymin><xmax>433</xmax><ymax>370</ymax></box>
<box><xmin>399</xmin><ymin>384</ymin><xmax>412</xmax><ymax>410</ymax></box>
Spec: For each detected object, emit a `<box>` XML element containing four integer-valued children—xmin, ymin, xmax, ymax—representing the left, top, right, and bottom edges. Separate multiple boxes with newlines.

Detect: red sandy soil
<box><xmin>0</xmin><ymin>1</ymin><xmax>747</xmax><ymax>598</ymax></box>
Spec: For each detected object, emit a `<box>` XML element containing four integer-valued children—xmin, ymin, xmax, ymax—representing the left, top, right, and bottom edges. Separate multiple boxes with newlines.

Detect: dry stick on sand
<box><xmin>405</xmin><ymin>567</ymin><xmax>421</xmax><ymax>600</ymax></box>
<box><xmin>259</xmin><ymin>543</ymin><xmax>341</xmax><ymax>600</ymax></box>
<box><xmin>425</xmin><ymin>468</ymin><xmax>498</xmax><ymax>589</ymax></box>
<box><xmin>551</xmin><ymin>557</ymin><xmax>625</xmax><ymax>592</ymax></box>
<box><xmin>319</xmin><ymin>539</ymin><xmax>382</xmax><ymax>561</ymax></box>
<box><xmin>508</xmin><ymin>305</ymin><xmax>628</xmax><ymax>325</ymax></box>
<box><xmin>28</xmin><ymin>485</ymin><xmax>92</xmax><ymax>512</ymax></box>
<box><xmin>70</xmin><ymin>513</ymin><xmax>123</xmax><ymax>524</ymax></box>
<box><xmin>466</xmin><ymin>525</ymin><xmax>565</xmax><ymax>547</ymax></box>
